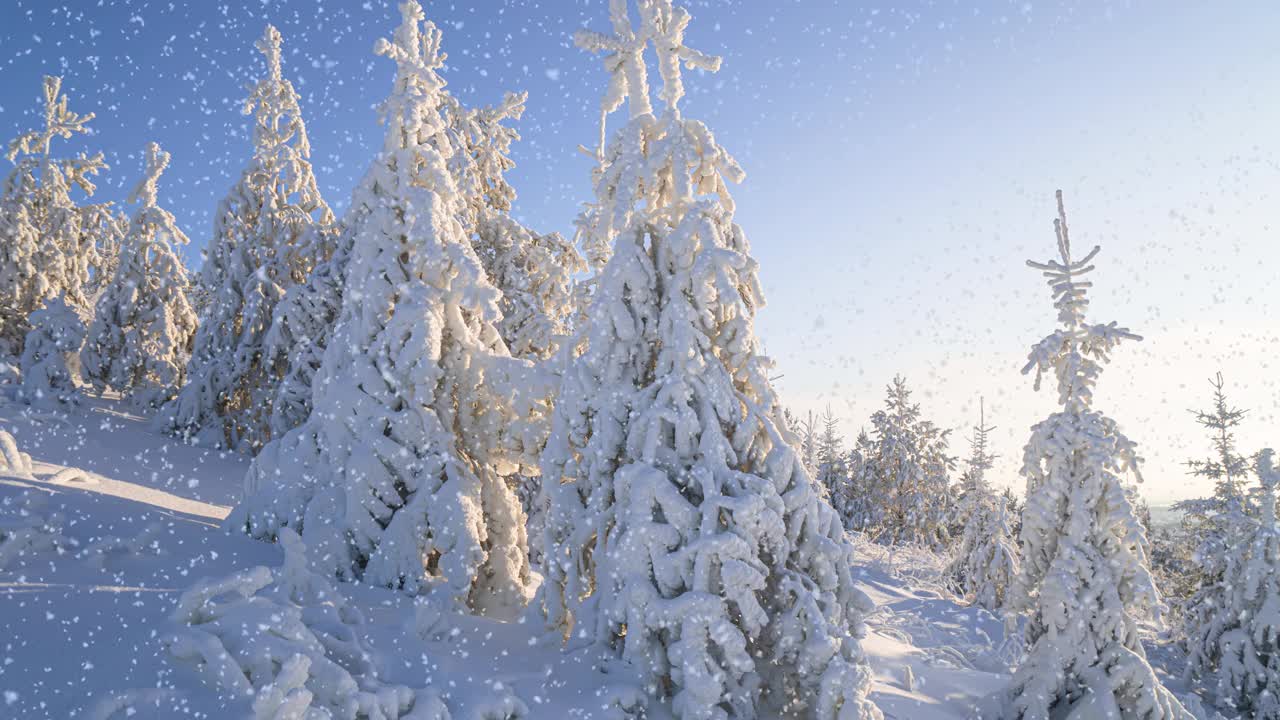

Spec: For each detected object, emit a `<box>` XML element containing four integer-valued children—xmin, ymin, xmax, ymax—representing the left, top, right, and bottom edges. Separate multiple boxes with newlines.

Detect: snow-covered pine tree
<box><xmin>1176</xmin><ymin>374</ymin><xmax>1255</xmax><ymax>635</ymax></box>
<box><xmin>814</xmin><ymin>406</ymin><xmax>849</xmax><ymax>503</ymax></box>
<box><xmin>261</xmin><ymin>221</ymin><xmax>345</xmax><ymax>437</ymax></box>
<box><xmin>839</xmin><ymin>428</ymin><xmax>877</xmax><ymax>532</ymax></box>
<box><xmin>945</xmin><ymin>400</ymin><xmax>1017</xmax><ymax>611</ymax></box>
<box><xmin>855</xmin><ymin>376</ymin><xmax>955</xmax><ymax>547</ymax></box>
<box><xmin>440</xmin><ymin>90</ymin><xmax>586</xmax><ymax>568</ymax></box>
<box><xmin>795</xmin><ymin>409</ymin><xmax>820</xmax><ymax>476</ymax></box>
<box><xmin>1003</xmin><ymin>191</ymin><xmax>1192</xmax><ymax>720</ymax></box>
<box><xmin>1184</xmin><ymin>374</ymin><xmax>1252</xmax><ymax>507</ymax></box>
<box><xmin>262</xmin><ymin>62</ymin><xmax>579</xmax><ymax>442</ymax></box>
<box><xmin>17</xmin><ymin>295</ymin><xmax>85</xmax><ymax>409</ymax></box>
<box><xmin>228</xmin><ymin>2</ymin><xmax>546</xmax><ymax>617</ymax></box>
<box><xmin>1179</xmin><ymin>373</ymin><xmax>1271</xmax><ymax>691</ymax></box>
<box><xmin>949</xmin><ymin>400</ymin><xmax>997</xmax><ymax>535</ymax></box>
<box><xmin>157</xmin><ymin>25</ymin><xmax>334</xmax><ymax>453</ymax></box>
<box><xmin>1182</xmin><ymin>449</ymin><xmax>1280</xmax><ymax>719</ymax></box>
<box><xmin>82</xmin><ymin>143</ymin><xmax>197</xmax><ymax>410</ymax></box>
<box><xmin>540</xmin><ymin>3</ymin><xmax>880</xmax><ymax>718</ymax></box>
<box><xmin>0</xmin><ymin>76</ymin><xmax>108</xmax><ymax>356</ymax></box>
<box><xmin>80</xmin><ymin>201</ymin><xmax>129</xmax><ymax>308</ymax></box>
<box><xmin>444</xmin><ymin>91</ymin><xmax>585</xmax><ymax>362</ymax></box>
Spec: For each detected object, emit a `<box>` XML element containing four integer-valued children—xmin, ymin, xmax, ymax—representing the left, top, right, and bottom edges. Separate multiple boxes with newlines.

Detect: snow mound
<box><xmin>80</xmin><ymin>521</ymin><xmax>163</xmax><ymax>570</ymax></box>
<box><xmin>17</xmin><ymin>295</ymin><xmax>86</xmax><ymax>410</ymax></box>
<box><xmin>164</xmin><ymin>528</ymin><xmax>450</xmax><ymax>720</ymax></box>
<box><xmin>0</xmin><ymin>428</ymin><xmax>34</xmax><ymax>476</ymax></box>
<box><xmin>0</xmin><ymin>490</ymin><xmax>75</xmax><ymax>569</ymax></box>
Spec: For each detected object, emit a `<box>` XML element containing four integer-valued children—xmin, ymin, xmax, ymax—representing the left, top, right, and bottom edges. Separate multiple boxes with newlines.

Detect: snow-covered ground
<box><xmin>0</xmin><ymin>395</ymin><xmax>1201</xmax><ymax>719</ymax></box>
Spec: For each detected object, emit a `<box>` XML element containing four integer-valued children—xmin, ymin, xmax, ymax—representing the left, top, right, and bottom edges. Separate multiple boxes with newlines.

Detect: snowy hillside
<box><xmin>0</xmin><ymin>394</ymin><xmax>1204</xmax><ymax>719</ymax></box>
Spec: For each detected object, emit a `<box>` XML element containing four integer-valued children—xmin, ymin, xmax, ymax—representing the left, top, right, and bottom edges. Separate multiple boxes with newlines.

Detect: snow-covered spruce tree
<box><xmin>0</xmin><ymin>76</ymin><xmax>108</xmax><ymax>356</ymax></box>
<box><xmin>444</xmin><ymin>91</ymin><xmax>585</xmax><ymax>363</ymax></box>
<box><xmin>945</xmin><ymin>400</ymin><xmax>1017</xmax><ymax>611</ymax></box>
<box><xmin>263</xmin><ymin>71</ymin><xmax>580</xmax><ymax>442</ymax></box>
<box><xmin>793</xmin><ymin>409</ymin><xmax>820</xmax><ymax>476</ymax></box>
<box><xmin>838</xmin><ymin>429</ymin><xmax>877</xmax><ymax>533</ymax></box>
<box><xmin>1003</xmin><ymin>191</ymin><xmax>1192</xmax><ymax>720</ymax></box>
<box><xmin>813</xmin><ymin>407</ymin><xmax>849</xmax><ymax>502</ymax></box>
<box><xmin>157</xmin><ymin>25</ymin><xmax>334</xmax><ymax>453</ymax></box>
<box><xmin>949</xmin><ymin>400</ymin><xmax>997</xmax><ymax>536</ymax></box>
<box><xmin>82</xmin><ymin>143</ymin><xmax>197</xmax><ymax>410</ymax></box>
<box><xmin>441</xmin><ymin>90</ymin><xmax>585</xmax><ymax>569</ymax></box>
<box><xmin>1177</xmin><ymin>374</ymin><xmax>1256</xmax><ymax>637</ymax></box>
<box><xmin>229</xmin><ymin>2</ymin><xmax>547</xmax><ymax>616</ymax></box>
<box><xmin>540</xmin><ymin>3</ymin><xmax>880</xmax><ymax>718</ymax></box>
<box><xmin>1181</xmin><ymin>449</ymin><xmax>1280</xmax><ymax>719</ymax></box>
<box><xmin>17</xmin><ymin>296</ymin><xmax>85</xmax><ymax>409</ymax></box>
<box><xmin>78</xmin><ymin>201</ymin><xmax>128</xmax><ymax>306</ymax></box>
<box><xmin>262</xmin><ymin>220</ymin><xmax>345</xmax><ymax>437</ymax></box>
<box><xmin>855</xmin><ymin>376</ymin><xmax>955</xmax><ymax>547</ymax></box>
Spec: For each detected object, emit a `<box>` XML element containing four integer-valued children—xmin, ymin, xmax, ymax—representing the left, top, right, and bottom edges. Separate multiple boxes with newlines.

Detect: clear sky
<box><xmin>1</xmin><ymin>1</ymin><xmax>1277</xmax><ymax>504</ymax></box>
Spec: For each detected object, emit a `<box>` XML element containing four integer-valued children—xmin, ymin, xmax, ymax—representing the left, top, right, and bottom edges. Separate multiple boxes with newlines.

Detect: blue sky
<box><xmin>2</xmin><ymin>1</ymin><xmax>1277</xmax><ymax>503</ymax></box>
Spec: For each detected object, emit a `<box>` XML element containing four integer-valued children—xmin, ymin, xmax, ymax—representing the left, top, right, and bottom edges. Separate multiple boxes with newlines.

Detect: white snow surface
<box><xmin>0</xmin><ymin>395</ymin><xmax>1206</xmax><ymax>719</ymax></box>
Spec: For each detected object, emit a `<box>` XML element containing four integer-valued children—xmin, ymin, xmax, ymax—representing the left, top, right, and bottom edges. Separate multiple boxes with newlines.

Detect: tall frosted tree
<box><xmin>1003</xmin><ymin>191</ymin><xmax>1192</xmax><ymax>720</ymax></box>
<box><xmin>228</xmin><ymin>2</ymin><xmax>546</xmax><ymax>618</ymax></box>
<box><xmin>540</xmin><ymin>2</ymin><xmax>881</xmax><ymax>718</ymax></box>
<box><xmin>82</xmin><ymin>143</ymin><xmax>197</xmax><ymax>410</ymax></box>
<box><xmin>157</xmin><ymin>25</ymin><xmax>334</xmax><ymax>453</ymax></box>
<box><xmin>0</xmin><ymin>76</ymin><xmax>107</xmax><ymax>356</ymax></box>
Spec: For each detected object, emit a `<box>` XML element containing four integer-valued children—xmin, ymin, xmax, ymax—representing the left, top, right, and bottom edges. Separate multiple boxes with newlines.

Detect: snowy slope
<box><xmin>0</xmin><ymin>394</ymin><xmax>1200</xmax><ymax>719</ymax></box>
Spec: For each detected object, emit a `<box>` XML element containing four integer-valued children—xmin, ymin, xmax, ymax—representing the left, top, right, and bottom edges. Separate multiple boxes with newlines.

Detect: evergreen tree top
<box><xmin>576</xmin><ymin>0</ymin><xmax>721</xmax><ymax>138</ymax></box>
<box><xmin>4</xmin><ymin>76</ymin><xmax>106</xmax><ymax>201</ymax></box>
<box><xmin>243</xmin><ymin>25</ymin><xmax>313</xmax><ymax>161</ymax></box>
<box><xmin>964</xmin><ymin>398</ymin><xmax>997</xmax><ymax>484</ymax></box>
<box><xmin>129</xmin><ymin>142</ymin><xmax>170</xmax><ymax>209</ymax></box>
<box><xmin>1186</xmin><ymin>372</ymin><xmax>1249</xmax><ymax>480</ymax></box>
<box><xmin>7</xmin><ymin>76</ymin><xmax>96</xmax><ymax>161</ymax></box>
<box><xmin>1022</xmin><ymin>190</ymin><xmax>1141</xmax><ymax>412</ymax></box>
<box><xmin>375</xmin><ymin>0</ymin><xmax>447</xmax><ymax>149</ymax></box>
<box><xmin>255</xmin><ymin>25</ymin><xmax>284</xmax><ymax>86</ymax></box>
